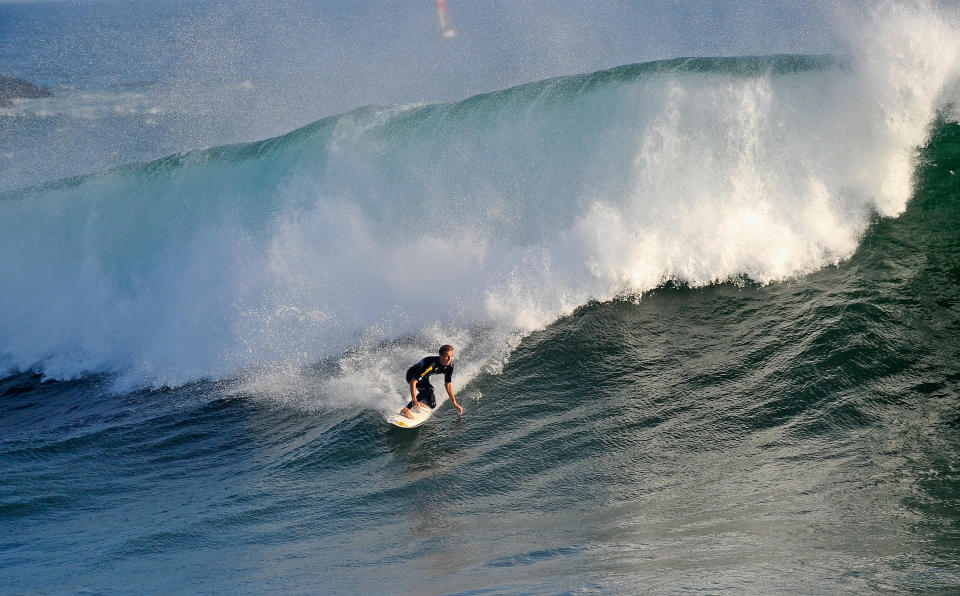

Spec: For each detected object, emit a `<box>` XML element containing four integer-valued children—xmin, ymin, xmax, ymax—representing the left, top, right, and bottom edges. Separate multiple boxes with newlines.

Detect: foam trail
<box><xmin>0</xmin><ymin>4</ymin><xmax>957</xmax><ymax>408</ymax></box>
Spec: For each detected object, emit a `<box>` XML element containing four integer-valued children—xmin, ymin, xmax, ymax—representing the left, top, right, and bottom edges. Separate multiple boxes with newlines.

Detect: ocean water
<box><xmin>2</xmin><ymin>1</ymin><xmax>959</xmax><ymax>594</ymax></box>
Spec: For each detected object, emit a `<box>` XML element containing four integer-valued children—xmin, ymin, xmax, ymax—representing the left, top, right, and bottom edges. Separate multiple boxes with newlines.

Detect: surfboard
<box><xmin>386</xmin><ymin>403</ymin><xmax>438</xmax><ymax>429</ymax></box>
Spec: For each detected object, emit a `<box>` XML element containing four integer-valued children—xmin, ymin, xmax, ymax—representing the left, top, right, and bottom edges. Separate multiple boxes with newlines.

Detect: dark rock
<box><xmin>0</xmin><ymin>75</ymin><xmax>52</xmax><ymax>107</ymax></box>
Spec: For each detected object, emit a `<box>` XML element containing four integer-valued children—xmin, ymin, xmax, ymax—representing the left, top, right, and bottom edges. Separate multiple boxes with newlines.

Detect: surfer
<box><xmin>401</xmin><ymin>344</ymin><xmax>463</xmax><ymax>419</ymax></box>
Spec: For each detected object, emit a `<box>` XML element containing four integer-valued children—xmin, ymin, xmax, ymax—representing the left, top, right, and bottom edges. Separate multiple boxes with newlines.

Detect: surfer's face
<box><xmin>440</xmin><ymin>350</ymin><xmax>453</xmax><ymax>365</ymax></box>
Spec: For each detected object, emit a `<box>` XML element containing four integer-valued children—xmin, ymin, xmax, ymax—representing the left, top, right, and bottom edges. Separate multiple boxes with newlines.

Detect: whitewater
<box><xmin>2</xmin><ymin>4</ymin><xmax>957</xmax><ymax>407</ymax></box>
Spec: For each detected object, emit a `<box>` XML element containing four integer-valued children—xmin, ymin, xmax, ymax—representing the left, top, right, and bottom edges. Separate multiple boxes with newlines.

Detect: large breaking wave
<box><xmin>1</xmin><ymin>3</ymin><xmax>957</xmax><ymax>405</ymax></box>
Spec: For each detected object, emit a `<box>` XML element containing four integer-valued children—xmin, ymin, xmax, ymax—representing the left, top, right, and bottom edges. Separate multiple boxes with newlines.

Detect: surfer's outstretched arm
<box><xmin>446</xmin><ymin>382</ymin><xmax>463</xmax><ymax>416</ymax></box>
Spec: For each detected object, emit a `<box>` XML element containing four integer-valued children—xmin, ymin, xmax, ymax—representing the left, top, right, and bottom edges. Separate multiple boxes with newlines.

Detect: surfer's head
<box><xmin>439</xmin><ymin>344</ymin><xmax>454</xmax><ymax>365</ymax></box>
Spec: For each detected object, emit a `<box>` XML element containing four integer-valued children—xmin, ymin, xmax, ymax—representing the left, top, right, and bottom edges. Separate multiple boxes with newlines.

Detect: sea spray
<box><xmin>1</xmin><ymin>6</ymin><xmax>958</xmax><ymax>404</ymax></box>
<box><xmin>836</xmin><ymin>0</ymin><xmax>960</xmax><ymax>215</ymax></box>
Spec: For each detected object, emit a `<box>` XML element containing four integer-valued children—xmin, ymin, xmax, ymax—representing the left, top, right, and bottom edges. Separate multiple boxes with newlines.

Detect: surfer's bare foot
<box><xmin>401</xmin><ymin>407</ymin><xmax>415</xmax><ymax>419</ymax></box>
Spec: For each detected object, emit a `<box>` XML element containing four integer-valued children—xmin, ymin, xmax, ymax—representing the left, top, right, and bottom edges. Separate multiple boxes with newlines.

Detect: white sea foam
<box><xmin>0</xmin><ymin>2</ymin><xmax>957</xmax><ymax>410</ymax></box>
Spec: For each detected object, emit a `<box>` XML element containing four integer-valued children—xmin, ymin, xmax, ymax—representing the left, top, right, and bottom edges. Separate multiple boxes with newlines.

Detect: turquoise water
<box><xmin>2</xmin><ymin>1</ymin><xmax>959</xmax><ymax>593</ymax></box>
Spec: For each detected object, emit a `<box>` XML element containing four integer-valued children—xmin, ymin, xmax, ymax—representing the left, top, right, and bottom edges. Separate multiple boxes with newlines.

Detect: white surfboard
<box><xmin>386</xmin><ymin>403</ymin><xmax>438</xmax><ymax>429</ymax></box>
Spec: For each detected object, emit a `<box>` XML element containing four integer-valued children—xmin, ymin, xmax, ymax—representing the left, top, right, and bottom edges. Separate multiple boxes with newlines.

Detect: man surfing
<box><xmin>401</xmin><ymin>344</ymin><xmax>463</xmax><ymax>419</ymax></box>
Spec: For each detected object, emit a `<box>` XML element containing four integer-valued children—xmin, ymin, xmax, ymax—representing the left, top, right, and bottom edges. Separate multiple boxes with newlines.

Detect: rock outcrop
<box><xmin>0</xmin><ymin>75</ymin><xmax>52</xmax><ymax>107</ymax></box>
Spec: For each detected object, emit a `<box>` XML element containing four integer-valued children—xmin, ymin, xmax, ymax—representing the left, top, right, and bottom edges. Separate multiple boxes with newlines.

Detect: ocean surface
<box><xmin>2</xmin><ymin>1</ymin><xmax>959</xmax><ymax>594</ymax></box>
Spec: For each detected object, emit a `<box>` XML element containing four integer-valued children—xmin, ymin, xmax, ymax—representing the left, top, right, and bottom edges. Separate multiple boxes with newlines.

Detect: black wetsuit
<box><xmin>405</xmin><ymin>356</ymin><xmax>454</xmax><ymax>410</ymax></box>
